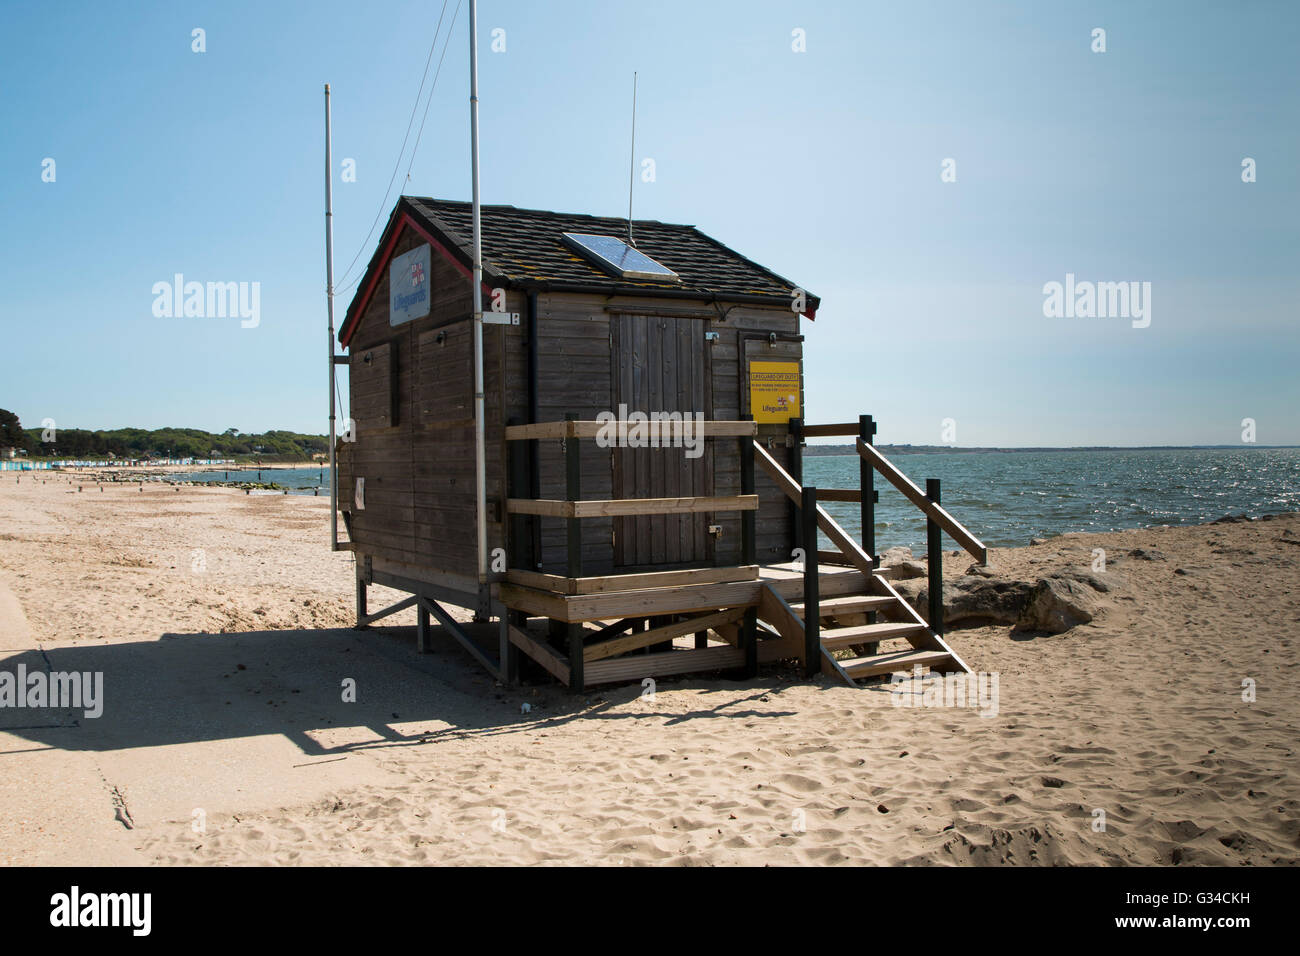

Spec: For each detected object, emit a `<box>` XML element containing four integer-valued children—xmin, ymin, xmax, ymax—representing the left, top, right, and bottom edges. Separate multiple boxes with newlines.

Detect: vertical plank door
<box><xmin>611</xmin><ymin>314</ymin><xmax>713</xmax><ymax>569</ymax></box>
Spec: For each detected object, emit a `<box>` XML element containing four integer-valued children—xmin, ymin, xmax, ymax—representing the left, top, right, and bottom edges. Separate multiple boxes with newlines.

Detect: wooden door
<box><xmin>611</xmin><ymin>314</ymin><xmax>713</xmax><ymax>569</ymax></box>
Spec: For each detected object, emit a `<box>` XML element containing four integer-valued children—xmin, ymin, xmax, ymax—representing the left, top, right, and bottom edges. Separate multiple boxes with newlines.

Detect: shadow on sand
<box><xmin>1</xmin><ymin>624</ymin><xmax>797</xmax><ymax>759</ymax></box>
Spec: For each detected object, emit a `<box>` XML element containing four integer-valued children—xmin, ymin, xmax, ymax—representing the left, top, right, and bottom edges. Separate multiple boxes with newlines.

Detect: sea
<box><xmin>162</xmin><ymin>466</ymin><xmax>329</xmax><ymax>495</ymax></box>
<box><xmin>804</xmin><ymin>446</ymin><xmax>1299</xmax><ymax>553</ymax></box>
<box><xmin>167</xmin><ymin>448</ymin><xmax>1299</xmax><ymax>554</ymax></box>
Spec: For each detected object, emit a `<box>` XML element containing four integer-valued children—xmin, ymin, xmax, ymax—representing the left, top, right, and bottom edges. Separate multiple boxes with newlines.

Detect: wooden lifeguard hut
<box><xmin>333</xmin><ymin>196</ymin><xmax>988</xmax><ymax>690</ymax></box>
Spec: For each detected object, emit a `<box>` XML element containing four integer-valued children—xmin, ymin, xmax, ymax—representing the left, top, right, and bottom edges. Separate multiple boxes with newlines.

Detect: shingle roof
<box><xmin>405</xmin><ymin>197</ymin><xmax>816</xmax><ymax>306</ymax></box>
<box><xmin>339</xmin><ymin>197</ymin><xmax>818</xmax><ymax>346</ymax></box>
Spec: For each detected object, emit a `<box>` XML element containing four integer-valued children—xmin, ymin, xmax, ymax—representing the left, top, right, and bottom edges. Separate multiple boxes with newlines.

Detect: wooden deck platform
<box><xmin>495</xmin><ymin>563</ymin><xmax>871</xmax><ymax>624</ymax></box>
<box><xmin>492</xmin><ymin>561</ymin><xmax>905</xmax><ymax>689</ymax></box>
<box><xmin>489</xmin><ymin>423</ymin><xmax>986</xmax><ymax>691</ymax></box>
<box><xmin>356</xmin><ymin>417</ymin><xmax>988</xmax><ymax>694</ymax></box>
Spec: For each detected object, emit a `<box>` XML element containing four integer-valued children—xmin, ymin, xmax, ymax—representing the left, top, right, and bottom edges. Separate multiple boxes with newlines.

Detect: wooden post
<box><xmin>789</xmin><ymin>417</ymin><xmax>803</xmax><ymax>558</ymax></box>
<box><xmin>740</xmin><ymin>606</ymin><xmax>758</xmax><ymax>677</ymax></box>
<box><xmin>568</xmin><ymin>622</ymin><xmax>585</xmax><ymax>691</ymax></box>
<box><xmin>740</xmin><ymin>419</ymin><xmax>758</xmax><ymax>677</ymax></box>
<box><xmin>801</xmin><ymin>486</ymin><xmax>820</xmax><ymax>678</ymax></box>
<box><xmin>565</xmin><ymin>412</ymin><xmax>581</xmax><ymax>578</ymax></box>
<box><xmin>860</xmin><ymin>414</ymin><xmax>879</xmax><ymax>627</ymax></box>
<box><xmin>501</xmin><ymin>611</ymin><xmax>523</xmax><ymax>685</ymax></box>
<box><xmin>564</xmin><ymin>413</ymin><xmax>585</xmax><ymax>691</ymax></box>
<box><xmin>506</xmin><ymin>416</ymin><xmax>532</xmax><ymax>571</ymax></box>
<box><xmin>416</xmin><ymin>599</ymin><xmax>431</xmax><ymax>653</ymax></box>
<box><xmin>859</xmin><ymin>415</ymin><xmax>877</xmax><ymax>566</ymax></box>
<box><xmin>354</xmin><ymin>563</ymin><xmax>368</xmax><ymax>629</ymax></box>
<box><xmin>649</xmin><ymin>615</ymin><xmax>673</xmax><ymax>653</ymax></box>
<box><xmin>740</xmin><ymin>418</ymin><xmax>755</xmax><ymax>567</ymax></box>
<box><xmin>926</xmin><ymin>478</ymin><xmax>943</xmax><ymax>636</ymax></box>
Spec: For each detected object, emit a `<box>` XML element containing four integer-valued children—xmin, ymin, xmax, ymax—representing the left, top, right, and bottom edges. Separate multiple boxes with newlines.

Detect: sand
<box><xmin>0</xmin><ymin>472</ymin><xmax>1295</xmax><ymax>866</ymax></box>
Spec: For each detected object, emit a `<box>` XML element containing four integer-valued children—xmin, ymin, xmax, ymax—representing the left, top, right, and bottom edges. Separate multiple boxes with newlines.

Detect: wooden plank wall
<box><xmin>745</xmin><ymin>333</ymin><xmax>804</xmax><ymax>565</ymax></box>
<box><xmin>339</xmin><ymin>242</ymin><xmax>806</xmax><ymax>585</ymax></box>
<box><xmin>708</xmin><ymin>307</ymin><xmax>802</xmax><ymax>567</ymax></box>
<box><xmin>531</xmin><ymin>293</ymin><xmax>803</xmax><ymax>575</ymax></box>
<box><xmin>533</xmin><ymin>299</ymin><xmax>615</xmax><ymax>574</ymax></box>
<box><xmin>339</xmin><ymin>227</ymin><xmax>515</xmax><ymax>578</ymax></box>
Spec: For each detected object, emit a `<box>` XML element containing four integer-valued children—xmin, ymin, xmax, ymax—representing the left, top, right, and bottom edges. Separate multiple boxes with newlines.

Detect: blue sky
<box><xmin>1</xmin><ymin>0</ymin><xmax>1296</xmax><ymax>446</ymax></box>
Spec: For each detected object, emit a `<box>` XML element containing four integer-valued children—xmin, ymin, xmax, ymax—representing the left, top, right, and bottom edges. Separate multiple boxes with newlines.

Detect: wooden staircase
<box><xmin>489</xmin><ymin>413</ymin><xmax>985</xmax><ymax>692</ymax></box>
<box><xmin>759</xmin><ymin>568</ymin><xmax>968</xmax><ymax>686</ymax></box>
<box><xmin>753</xmin><ymin>437</ymin><xmax>980</xmax><ymax>687</ymax></box>
<box><xmin>802</xmin><ymin>571</ymin><xmax>966</xmax><ymax>685</ymax></box>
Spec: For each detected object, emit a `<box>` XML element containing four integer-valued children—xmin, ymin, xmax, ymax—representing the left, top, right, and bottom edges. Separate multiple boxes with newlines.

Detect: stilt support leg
<box><xmin>567</xmin><ymin>623</ymin><xmax>585</xmax><ymax>691</ymax></box>
<box><xmin>417</xmin><ymin>601</ymin><xmax>431</xmax><ymax>653</ymax></box>
<box><xmin>741</xmin><ymin>607</ymin><xmax>758</xmax><ymax>678</ymax></box>
<box><xmin>501</xmin><ymin>612</ymin><xmax>522</xmax><ymax>685</ymax></box>
<box><xmin>354</xmin><ymin>566</ymin><xmax>368</xmax><ymax>630</ymax></box>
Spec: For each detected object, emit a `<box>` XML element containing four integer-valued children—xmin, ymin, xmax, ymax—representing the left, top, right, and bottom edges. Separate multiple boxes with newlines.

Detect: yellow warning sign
<box><xmin>749</xmin><ymin>361</ymin><xmax>801</xmax><ymax>423</ymax></box>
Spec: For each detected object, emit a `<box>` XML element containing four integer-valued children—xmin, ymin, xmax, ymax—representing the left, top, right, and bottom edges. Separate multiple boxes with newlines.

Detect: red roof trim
<box><xmin>338</xmin><ymin>211</ymin><xmax>491</xmax><ymax>348</ymax></box>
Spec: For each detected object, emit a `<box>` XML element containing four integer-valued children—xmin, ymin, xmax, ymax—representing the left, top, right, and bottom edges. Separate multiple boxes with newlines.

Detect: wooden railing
<box><xmin>507</xmin><ymin>495</ymin><xmax>757</xmax><ymax>518</ymax></box>
<box><xmin>854</xmin><ymin>439</ymin><xmax>987</xmax><ymax>565</ymax></box>
<box><xmin>504</xmin><ymin>419</ymin><xmax>758</xmax><ymax>441</ymax></box>
<box><xmin>788</xmin><ymin>416</ymin><xmax>880</xmax><ymax>564</ymax></box>
<box><xmin>752</xmin><ymin>442</ymin><xmax>876</xmax><ymax>578</ymax></box>
<box><xmin>767</xmin><ymin>414</ymin><xmax>990</xmax><ymax>638</ymax></box>
<box><xmin>504</xmin><ymin>415</ymin><xmax>759</xmax><ymax>580</ymax></box>
<box><xmin>504</xmin><ymin>414</ymin><xmax>763</xmax><ymax>688</ymax></box>
<box><xmin>786</xmin><ymin>416</ymin><xmax>988</xmax><ymax>567</ymax></box>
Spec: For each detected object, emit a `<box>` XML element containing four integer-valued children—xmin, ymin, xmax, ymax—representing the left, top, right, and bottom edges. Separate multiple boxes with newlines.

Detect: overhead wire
<box><xmin>334</xmin><ymin>0</ymin><xmax>453</xmax><ymax>293</ymax></box>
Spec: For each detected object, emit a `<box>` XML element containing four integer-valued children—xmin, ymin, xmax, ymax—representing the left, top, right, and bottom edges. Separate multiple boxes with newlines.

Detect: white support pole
<box><xmin>325</xmin><ymin>83</ymin><xmax>339</xmax><ymax>552</ymax></box>
<box><xmin>469</xmin><ymin>0</ymin><xmax>488</xmax><ymax>590</ymax></box>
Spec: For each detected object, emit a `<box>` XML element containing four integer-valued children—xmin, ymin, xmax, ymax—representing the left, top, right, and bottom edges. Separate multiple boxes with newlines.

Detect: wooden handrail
<box><xmin>506</xmin><ymin>494</ymin><xmax>758</xmax><ymax>518</ymax></box>
<box><xmin>855</xmin><ymin>438</ymin><xmax>987</xmax><ymax>564</ymax></box>
<box><xmin>752</xmin><ymin>442</ymin><xmax>876</xmax><ymax>578</ymax></box>
<box><xmin>504</xmin><ymin>419</ymin><xmax>757</xmax><ymax>441</ymax></box>
<box><xmin>798</xmin><ymin>422</ymin><xmax>861</xmax><ymax>438</ymax></box>
<box><xmin>753</xmin><ymin>438</ymin><xmax>988</xmax><ymax>569</ymax></box>
<box><xmin>815</xmin><ymin>488</ymin><xmax>861</xmax><ymax>502</ymax></box>
<box><xmin>505</xmin><ymin>564</ymin><xmax>758</xmax><ymax>595</ymax></box>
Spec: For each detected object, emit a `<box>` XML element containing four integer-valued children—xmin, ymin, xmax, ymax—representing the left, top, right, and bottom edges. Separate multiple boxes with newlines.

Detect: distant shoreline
<box><xmin>0</xmin><ymin>461</ymin><xmax>322</xmax><ymax>476</ymax></box>
<box><xmin>804</xmin><ymin>444</ymin><xmax>1299</xmax><ymax>456</ymax></box>
<box><xmin>3</xmin><ymin>461</ymin><xmax>320</xmax><ymax>469</ymax></box>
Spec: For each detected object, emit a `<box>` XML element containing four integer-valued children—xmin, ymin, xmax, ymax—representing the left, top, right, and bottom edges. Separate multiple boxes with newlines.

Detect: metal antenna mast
<box><xmin>627</xmin><ymin>72</ymin><xmax>637</xmax><ymax>246</ymax></box>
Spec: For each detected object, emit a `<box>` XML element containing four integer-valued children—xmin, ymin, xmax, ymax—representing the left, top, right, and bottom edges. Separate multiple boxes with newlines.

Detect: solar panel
<box><xmin>561</xmin><ymin>233</ymin><xmax>679</xmax><ymax>282</ymax></box>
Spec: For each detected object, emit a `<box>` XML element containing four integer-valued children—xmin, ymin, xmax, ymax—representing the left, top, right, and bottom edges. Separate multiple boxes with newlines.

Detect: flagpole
<box><xmin>325</xmin><ymin>82</ymin><xmax>339</xmax><ymax>551</ymax></box>
<box><xmin>469</xmin><ymin>0</ymin><xmax>488</xmax><ymax>597</ymax></box>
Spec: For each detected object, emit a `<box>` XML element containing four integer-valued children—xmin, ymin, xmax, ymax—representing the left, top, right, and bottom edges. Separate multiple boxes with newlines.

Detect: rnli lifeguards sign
<box><xmin>749</xmin><ymin>361</ymin><xmax>801</xmax><ymax>423</ymax></box>
<box><xmin>390</xmin><ymin>244</ymin><xmax>432</xmax><ymax>326</ymax></box>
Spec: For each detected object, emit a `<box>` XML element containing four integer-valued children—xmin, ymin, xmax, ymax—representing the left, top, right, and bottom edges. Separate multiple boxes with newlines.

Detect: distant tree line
<box><xmin>0</xmin><ymin>409</ymin><xmax>327</xmax><ymax>460</ymax></box>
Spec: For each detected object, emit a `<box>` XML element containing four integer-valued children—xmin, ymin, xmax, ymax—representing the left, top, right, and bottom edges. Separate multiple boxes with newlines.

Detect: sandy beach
<box><xmin>0</xmin><ymin>472</ymin><xmax>1295</xmax><ymax>866</ymax></box>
